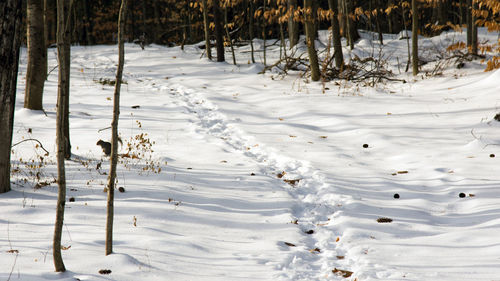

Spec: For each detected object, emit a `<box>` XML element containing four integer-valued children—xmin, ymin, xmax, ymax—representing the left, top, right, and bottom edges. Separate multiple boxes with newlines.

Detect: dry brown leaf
<box><xmin>332</xmin><ymin>268</ymin><xmax>353</xmax><ymax>278</ymax></box>
<box><xmin>283</xmin><ymin>179</ymin><xmax>301</xmax><ymax>186</ymax></box>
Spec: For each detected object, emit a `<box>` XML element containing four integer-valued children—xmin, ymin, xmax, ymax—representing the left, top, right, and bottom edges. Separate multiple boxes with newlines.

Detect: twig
<box><xmin>7</xmin><ymin>252</ymin><xmax>18</xmax><ymax>281</ymax></box>
<box><xmin>47</xmin><ymin>65</ymin><xmax>58</xmax><ymax>78</ymax></box>
<box><xmin>98</xmin><ymin>126</ymin><xmax>112</xmax><ymax>132</ymax></box>
<box><xmin>11</xmin><ymin>138</ymin><xmax>50</xmax><ymax>155</ymax></box>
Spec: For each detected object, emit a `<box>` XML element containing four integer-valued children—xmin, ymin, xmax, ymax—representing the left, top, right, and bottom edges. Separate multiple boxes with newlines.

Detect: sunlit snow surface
<box><xmin>2</xmin><ymin>29</ymin><xmax>500</xmax><ymax>280</ymax></box>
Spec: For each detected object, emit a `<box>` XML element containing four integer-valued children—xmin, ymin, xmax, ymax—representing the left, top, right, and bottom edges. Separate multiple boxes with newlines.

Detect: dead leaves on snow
<box><xmin>332</xmin><ymin>268</ymin><xmax>354</xmax><ymax>278</ymax></box>
<box><xmin>276</xmin><ymin>171</ymin><xmax>301</xmax><ymax>186</ymax></box>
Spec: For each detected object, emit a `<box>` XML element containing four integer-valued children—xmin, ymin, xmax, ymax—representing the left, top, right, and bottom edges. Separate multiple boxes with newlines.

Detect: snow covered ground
<box><xmin>2</xmin><ymin>29</ymin><xmax>500</xmax><ymax>280</ymax></box>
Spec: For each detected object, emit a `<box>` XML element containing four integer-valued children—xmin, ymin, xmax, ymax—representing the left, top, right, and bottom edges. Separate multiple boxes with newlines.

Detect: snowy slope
<box><xmin>2</xmin><ymin>28</ymin><xmax>500</xmax><ymax>280</ymax></box>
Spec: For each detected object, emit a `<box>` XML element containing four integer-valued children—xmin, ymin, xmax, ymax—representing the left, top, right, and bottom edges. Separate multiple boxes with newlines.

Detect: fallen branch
<box><xmin>11</xmin><ymin>138</ymin><xmax>50</xmax><ymax>155</ymax></box>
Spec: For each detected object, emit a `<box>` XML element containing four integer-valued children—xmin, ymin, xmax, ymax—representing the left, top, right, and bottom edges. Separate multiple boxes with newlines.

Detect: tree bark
<box><xmin>224</xmin><ymin>5</ymin><xmax>236</xmax><ymax>65</ymax></box>
<box><xmin>375</xmin><ymin>0</ymin><xmax>383</xmax><ymax>45</ymax></box>
<box><xmin>412</xmin><ymin>0</ymin><xmax>418</xmax><ymax>76</ymax></box>
<box><xmin>53</xmin><ymin>0</ymin><xmax>70</xmax><ymax>272</ymax></box>
<box><xmin>466</xmin><ymin>0</ymin><xmax>472</xmax><ymax>46</ymax></box>
<box><xmin>0</xmin><ymin>0</ymin><xmax>23</xmax><ymax>194</ymax></box>
<box><xmin>328</xmin><ymin>0</ymin><xmax>344</xmax><ymax>69</ymax></box>
<box><xmin>304</xmin><ymin>0</ymin><xmax>320</xmax><ymax>81</ymax></box>
<box><xmin>262</xmin><ymin>0</ymin><xmax>267</xmax><ymax>66</ymax></box>
<box><xmin>106</xmin><ymin>0</ymin><xmax>127</xmax><ymax>256</ymax></box>
<box><xmin>63</xmin><ymin>1</ymin><xmax>72</xmax><ymax>160</ymax></box>
<box><xmin>25</xmin><ymin>0</ymin><xmax>47</xmax><ymax>110</ymax></box>
<box><xmin>213</xmin><ymin>0</ymin><xmax>225</xmax><ymax>62</ymax></box>
<box><xmin>470</xmin><ymin>0</ymin><xmax>477</xmax><ymax>55</ymax></box>
<box><xmin>202</xmin><ymin>0</ymin><xmax>212</xmax><ymax>60</ymax></box>
<box><xmin>248</xmin><ymin>0</ymin><xmax>255</xmax><ymax>63</ymax></box>
<box><xmin>287</xmin><ymin>0</ymin><xmax>299</xmax><ymax>48</ymax></box>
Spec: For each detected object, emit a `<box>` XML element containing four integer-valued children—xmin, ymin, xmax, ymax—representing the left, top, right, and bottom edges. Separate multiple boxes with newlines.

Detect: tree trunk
<box><xmin>287</xmin><ymin>0</ymin><xmax>299</xmax><ymax>49</ymax></box>
<box><xmin>459</xmin><ymin>0</ymin><xmax>464</xmax><ymax>25</ymax></box>
<box><xmin>412</xmin><ymin>0</ymin><xmax>418</xmax><ymax>76</ymax></box>
<box><xmin>224</xmin><ymin>5</ymin><xmax>236</xmax><ymax>65</ymax></box>
<box><xmin>328</xmin><ymin>0</ymin><xmax>344</xmax><ymax>69</ymax></box>
<box><xmin>470</xmin><ymin>0</ymin><xmax>477</xmax><ymax>55</ymax></box>
<box><xmin>262</xmin><ymin>0</ymin><xmax>267</xmax><ymax>66</ymax></box>
<box><xmin>345</xmin><ymin>0</ymin><xmax>359</xmax><ymax>49</ymax></box>
<box><xmin>375</xmin><ymin>0</ymin><xmax>383</xmax><ymax>45</ymax></box>
<box><xmin>248</xmin><ymin>0</ymin><xmax>255</xmax><ymax>63</ymax></box>
<box><xmin>106</xmin><ymin>0</ymin><xmax>127</xmax><ymax>256</ymax></box>
<box><xmin>466</xmin><ymin>0</ymin><xmax>472</xmax><ymax>46</ymax></box>
<box><xmin>53</xmin><ymin>0</ymin><xmax>70</xmax><ymax>272</ymax></box>
<box><xmin>202</xmin><ymin>0</ymin><xmax>212</xmax><ymax>60</ymax></box>
<box><xmin>153</xmin><ymin>0</ymin><xmax>160</xmax><ymax>43</ymax></box>
<box><xmin>213</xmin><ymin>0</ymin><xmax>225</xmax><ymax>62</ymax></box>
<box><xmin>0</xmin><ymin>0</ymin><xmax>23</xmax><ymax>194</ymax></box>
<box><xmin>25</xmin><ymin>0</ymin><xmax>47</xmax><ymax>110</ymax></box>
<box><xmin>304</xmin><ymin>0</ymin><xmax>320</xmax><ymax>81</ymax></box>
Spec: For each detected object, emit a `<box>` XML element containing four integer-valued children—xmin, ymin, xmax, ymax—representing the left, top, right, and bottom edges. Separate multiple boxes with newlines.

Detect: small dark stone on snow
<box><xmin>490</xmin><ymin>154</ymin><xmax>495</xmax><ymax>158</ymax></box>
<box><xmin>494</xmin><ymin>113</ymin><xmax>500</xmax><ymax>122</ymax></box>
<box><xmin>459</xmin><ymin>192</ymin><xmax>466</xmax><ymax>198</ymax></box>
<box><xmin>69</xmin><ymin>197</ymin><xmax>75</xmax><ymax>202</ymax></box>
<box><xmin>305</xmin><ymin>230</ymin><xmax>314</xmax><ymax>234</ymax></box>
<box><xmin>98</xmin><ymin>269</ymin><xmax>112</xmax><ymax>275</ymax></box>
<box><xmin>393</xmin><ymin>193</ymin><xmax>400</xmax><ymax>199</ymax></box>
<box><xmin>363</xmin><ymin>144</ymin><xmax>369</xmax><ymax>148</ymax></box>
<box><xmin>250</xmin><ymin>173</ymin><xmax>256</xmax><ymax>176</ymax></box>
<box><xmin>118</xmin><ymin>187</ymin><xmax>125</xmax><ymax>193</ymax></box>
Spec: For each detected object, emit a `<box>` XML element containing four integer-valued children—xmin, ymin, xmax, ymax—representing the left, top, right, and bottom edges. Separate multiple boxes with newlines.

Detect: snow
<box><xmin>2</xmin><ymin>28</ymin><xmax>500</xmax><ymax>280</ymax></box>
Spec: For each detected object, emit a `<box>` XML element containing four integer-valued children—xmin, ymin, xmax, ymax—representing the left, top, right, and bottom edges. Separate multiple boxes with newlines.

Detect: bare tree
<box><xmin>304</xmin><ymin>0</ymin><xmax>320</xmax><ymax>81</ymax></box>
<box><xmin>328</xmin><ymin>0</ymin><xmax>344</xmax><ymax>69</ymax></box>
<box><xmin>53</xmin><ymin>0</ymin><xmax>72</xmax><ymax>272</ymax></box>
<box><xmin>287</xmin><ymin>0</ymin><xmax>299</xmax><ymax>49</ymax></box>
<box><xmin>248</xmin><ymin>0</ymin><xmax>256</xmax><ymax>63</ymax></box>
<box><xmin>202</xmin><ymin>0</ymin><xmax>212</xmax><ymax>60</ymax></box>
<box><xmin>213</xmin><ymin>0</ymin><xmax>225</xmax><ymax>62</ymax></box>
<box><xmin>0</xmin><ymin>0</ymin><xmax>23</xmax><ymax>194</ymax></box>
<box><xmin>412</xmin><ymin>0</ymin><xmax>418</xmax><ymax>75</ymax></box>
<box><xmin>25</xmin><ymin>0</ymin><xmax>47</xmax><ymax>110</ymax></box>
<box><xmin>106</xmin><ymin>0</ymin><xmax>128</xmax><ymax>256</ymax></box>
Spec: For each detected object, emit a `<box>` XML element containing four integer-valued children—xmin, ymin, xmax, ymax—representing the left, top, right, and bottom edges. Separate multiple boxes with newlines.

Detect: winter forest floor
<box><xmin>2</xmin><ymin>29</ymin><xmax>500</xmax><ymax>280</ymax></box>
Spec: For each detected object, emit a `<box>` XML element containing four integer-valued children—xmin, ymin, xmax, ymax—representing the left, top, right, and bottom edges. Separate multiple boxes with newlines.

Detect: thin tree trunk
<box><xmin>279</xmin><ymin>5</ymin><xmax>287</xmax><ymax>60</ymax></box>
<box><xmin>304</xmin><ymin>0</ymin><xmax>320</xmax><ymax>81</ymax></box>
<box><xmin>328</xmin><ymin>0</ymin><xmax>344</xmax><ymax>69</ymax></box>
<box><xmin>153</xmin><ymin>0</ymin><xmax>160</xmax><ymax>43</ymax></box>
<box><xmin>412</xmin><ymin>0</ymin><xmax>418</xmax><ymax>75</ymax></box>
<box><xmin>213</xmin><ymin>0</ymin><xmax>225</xmax><ymax>62</ymax></box>
<box><xmin>459</xmin><ymin>0</ymin><xmax>464</xmax><ymax>25</ymax></box>
<box><xmin>249</xmin><ymin>0</ymin><xmax>255</xmax><ymax>63</ymax></box>
<box><xmin>262</xmin><ymin>0</ymin><xmax>267</xmax><ymax>66</ymax></box>
<box><xmin>470</xmin><ymin>0</ymin><xmax>478</xmax><ymax>55</ymax></box>
<box><xmin>224</xmin><ymin>5</ymin><xmax>236</xmax><ymax>65</ymax></box>
<box><xmin>202</xmin><ymin>0</ymin><xmax>212</xmax><ymax>59</ymax></box>
<box><xmin>0</xmin><ymin>0</ymin><xmax>23</xmax><ymax>194</ymax></box>
<box><xmin>53</xmin><ymin>0</ymin><xmax>70</xmax><ymax>271</ymax></box>
<box><xmin>402</xmin><ymin>3</ymin><xmax>411</xmax><ymax>72</ymax></box>
<box><xmin>287</xmin><ymin>0</ymin><xmax>299</xmax><ymax>48</ymax></box>
<box><xmin>181</xmin><ymin>0</ymin><xmax>189</xmax><ymax>50</ymax></box>
<box><xmin>106</xmin><ymin>0</ymin><xmax>127</xmax><ymax>256</ymax></box>
<box><xmin>63</xmin><ymin>1</ymin><xmax>72</xmax><ymax>160</ymax></box>
<box><xmin>25</xmin><ymin>0</ymin><xmax>47</xmax><ymax>110</ymax></box>
<box><xmin>375</xmin><ymin>0</ymin><xmax>383</xmax><ymax>45</ymax></box>
<box><xmin>466</xmin><ymin>0</ymin><xmax>472</xmax><ymax>46</ymax></box>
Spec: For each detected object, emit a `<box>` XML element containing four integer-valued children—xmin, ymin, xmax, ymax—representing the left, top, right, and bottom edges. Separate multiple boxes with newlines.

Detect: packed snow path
<box><xmin>3</xmin><ymin>29</ymin><xmax>500</xmax><ymax>280</ymax></box>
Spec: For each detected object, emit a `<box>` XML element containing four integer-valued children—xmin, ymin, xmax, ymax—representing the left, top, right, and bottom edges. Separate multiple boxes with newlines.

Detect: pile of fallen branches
<box><xmin>261</xmin><ymin>51</ymin><xmax>405</xmax><ymax>86</ymax></box>
<box><xmin>325</xmin><ymin>55</ymin><xmax>406</xmax><ymax>86</ymax></box>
